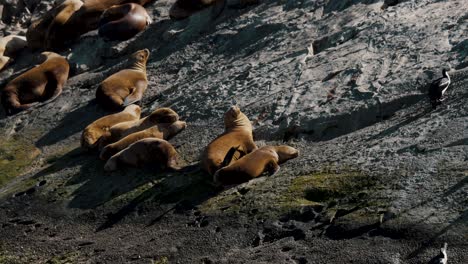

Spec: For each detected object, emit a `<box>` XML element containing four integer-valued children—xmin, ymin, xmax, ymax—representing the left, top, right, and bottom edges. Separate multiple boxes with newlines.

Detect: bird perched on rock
<box><xmin>429</xmin><ymin>243</ymin><xmax>448</xmax><ymax>264</ymax></box>
<box><xmin>428</xmin><ymin>69</ymin><xmax>451</xmax><ymax>109</ymax></box>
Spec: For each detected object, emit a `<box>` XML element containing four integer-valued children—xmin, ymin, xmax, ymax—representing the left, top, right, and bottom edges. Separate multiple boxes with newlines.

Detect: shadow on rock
<box><xmin>35</xmin><ymin>101</ymin><xmax>110</xmax><ymax>147</ymax></box>
<box><xmin>96</xmin><ymin>165</ymin><xmax>218</xmax><ymax>231</ymax></box>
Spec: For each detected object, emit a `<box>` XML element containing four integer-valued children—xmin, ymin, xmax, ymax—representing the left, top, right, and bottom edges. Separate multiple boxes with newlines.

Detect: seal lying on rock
<box><xmin>99</xmin><ymin>120</ymin><xmax>186</xmax><ymax>160</ymax></box>
<box><xmin>98</xmin><ymin>3</ymin><xmax>152</xmax><ymax>41</ymax></box>
<box><xmin>104</xmin><ymin>138</ymin><xmax>179</xmax><ymax>172</ymax></box>
<box><xmin>26</xmin><ymin>0</ymin><xmax>84</xmax><ymax>50</ymax></box>
<box><xmin>1</xmin><ymin>52</ymin><xmax>69</xmax><ymax>115</ymax></box>
<box><xmin>213</xmin><ymin>145</ymin><xmax>299</xmax><ymax>185</ymax></box>
<box><xmin>99</xmin><ymin>107</ymin><xmax>180</xmax><ymax>148</ymax></box>
<box><xmin>81</xmin><ymin>104</ymin><xmax>141</xmax><ymax>150</ymax></box>
<box><xmin>0</xmin><ymin>35</ymin><xmax>27</xmax><ymax>71</ymax></box>
<box><xmin>96</xmin><ymin>49</ymin><xmax>150</xmax><ymax>110</ymax></box>
<box><xmin>69</xmin><ymin>0</ymin><xmax>155</xmax><ymax>36</ymax></box>
<box><xmin>201</xmin><ymin>105</ymin><xmax>257</xmax><ymax>176</ymax></box>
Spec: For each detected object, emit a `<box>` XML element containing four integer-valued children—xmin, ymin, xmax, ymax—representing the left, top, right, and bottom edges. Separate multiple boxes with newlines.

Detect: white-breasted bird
<box><xmin>428</xmin><ymin>69</ymin><xmax>451</xmax><ymax>109</ymax></box>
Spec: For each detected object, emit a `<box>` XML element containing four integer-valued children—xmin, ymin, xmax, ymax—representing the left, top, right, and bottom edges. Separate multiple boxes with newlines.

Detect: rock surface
<box><xmin>0</xmin><ymin>0</ymin><xmax>467</xmax><ymax>263</ymax></box>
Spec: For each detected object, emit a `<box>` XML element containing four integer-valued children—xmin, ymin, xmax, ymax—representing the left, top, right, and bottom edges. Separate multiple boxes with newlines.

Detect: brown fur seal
<box><xmin>99</xmin><ymin>120</ymin><xmax>186</xmax><ymax>160</ymax></box>
<box><xmin>169</xmin><ymin>0</ymin><xmax>221</xmax><ymax>20</ymax></box>
<box><xmin>99</xmin><ymin>107</ymin><xmax>179</xmax><ymax>148</ymax></box>
<box><xmin>98</xmin><ymin>3</ymin><xmax>152</xmax><ymax>41</ymax></box>
<box><xmin>104</xmin><ymin>138</ymin><xmax>179</xmax><ymax>172</ymax></box>
<box><xmin>1</xmin><ymin>52</ymin><xmax>70</xmax><ymax>115</ymax></box>
<box><xmin>96</xmin><ymin>49</ymin><xmax>150</xmax><ymax>110</ymax></box>
<box><xmin>214</xmin><ymin>145</ymin><xmax>299</xmax><ymax>185</ymax></box>
<box><xmin>81</xmin><ymin>104</ymin><xmax>141</xmax><ymax>149</ymax></box>
<box><xmin>27</xmin><ymin>0</ymin><xmax>154</xmax><ymax>50</ymax></box>
<box><xmin>201</xmin><ymin>105</ymin><xmax>257</xmax><ymax>176</ymax></box>
<box><xmin>67</xmin><ymin>0</ymin><xmax>155</xmax><ymax>37</ymax></box>
<box><xmin>26</xmin><ymin>0</ymin><xmax>84</xmax><ymax>50</ymax></box>
<box><xmin>0</xmin><ymin>35</ymin><xmax>28</xmax><ymax>71</ymax></box>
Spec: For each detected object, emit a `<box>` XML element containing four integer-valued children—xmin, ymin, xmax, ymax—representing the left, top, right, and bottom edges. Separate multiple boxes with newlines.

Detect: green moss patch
<box><xmin>280</xmin><ymin>171</ymin><xmax>378</xmax><ymax>210</ymax></box>
<box><xmin>0</xmin><ymin>136</ymin><xmax>41</xmax><ymax>187</ymax></box>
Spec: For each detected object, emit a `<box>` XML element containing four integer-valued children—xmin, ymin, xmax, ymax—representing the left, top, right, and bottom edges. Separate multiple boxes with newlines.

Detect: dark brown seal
<box><xmin>1</xmin><ymin>52</ymin><xmax>70</xmax><ymax>115</ymax></box>
<box><xmin>98</xmin><ymin>3</ymin><xmax>152</xmax><ymax>41</ymax></box>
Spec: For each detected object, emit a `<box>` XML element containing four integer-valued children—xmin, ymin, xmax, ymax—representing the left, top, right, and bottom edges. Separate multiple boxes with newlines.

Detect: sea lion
<box><xmin>99</xmin><ymin>107</ymin><xmax>179</xmax><ymax>148</ymax></box>
<box><xmin>98</xmin><ymin>3</ymin><xmax>152</xmax><ymax>41</ymax></box>
<box><xmin>99</xmin><ymin>120</ymin><xmax>186</xmax><ymax>160</ymax></box>
<box><xmin>104</xmin><ymin>138</ymin><xmax>179</xmax><ymax>172</ymax></box>
<box><xmin>81</xmin><ymin>104</ymin><xmax>141</xmax><ymax>150</ymax></box>
<box><xmin>213</xmin><ymin>145</ymin><xmax>299</xmax><ymax>185</ymax></box>
<box><xmin>169</xmin><ymin>0</ymin><xmax>221</xmax><ymax>20</ymax></box>
<box><xmin>27</xmin><ymin>0</ymin><xmax>155</xmax><ymax>50</ymax></box>
<box><xmin>95</xmin><ymin>49</ymin><xmax>150</xmax><ymax>110</ymax></box>
<box><xmin>26</xmin><ymin>0</ymin><xmax>84</xmax><ymax>50</ymax></box>
<box><xmin>201</xmin><ymin>105</ymin><xmax>257</xmax><ymax>176</ymax></box>
<box><xmin>0</xmin><ymin>35</ymin><xmax>27</xmax><ymax>71</ymax></box>
<box><xmin>428</xmin><ymin>69</ymin><xmax>451</xmax><ymax>109</ymax></box>
<box><xmin>67</xmin><ymin>0</ymin><xmax>155</xmax><ymax>37</ymax></box>
<box><xmin>1</xmin><ymin>52</ymin><xmax>70</xmax><ymax>115</ymax></box>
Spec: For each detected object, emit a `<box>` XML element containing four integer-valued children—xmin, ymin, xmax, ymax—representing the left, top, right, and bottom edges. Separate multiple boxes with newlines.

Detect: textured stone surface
<box><xmin>0</xmin><ymin>0</ymin><xmax>467</xmax><ymax>263</ymax></box>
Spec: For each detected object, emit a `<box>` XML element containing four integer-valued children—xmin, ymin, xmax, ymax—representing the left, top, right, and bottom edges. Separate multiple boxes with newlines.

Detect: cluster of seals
<box><xmin>1</xmin><ymin>52</ymin><xmax>70</xmax><ymax>115</ymax></box>
<box><xmin>0</xmin><ymin>35</ymin><xmax>28</xmax><ymax>71</ymax></box>
<box><xmin>100</xmin><ymin>121</ymin><xmax>186</xmax><ymax>160</ymax></box>
<box><xmin>98</xmin><ymin>3</ymin><xmax>152</xmax><ymax>41</ymax></box>
<box><xmin>81</xmin><ymin>106</ymin><xmax>185</xmax><ymax>171</ymax></box>
<box><xmin>99</xmin><ymin>107</ymin><xmax>179</xmax><ymax>147</ymax></box>
<box><xmin>104</xmin><ymin>138</ymin><xmax>180</xmax><ymax>172</ymax></box>
<box><xmin>96</xmin><ymin>49</ymin><xmax>150</xmax><ymax>110</ymax></box>
<box><xmin>81</xmin><ymin>104</ymin><xmax>142</xmax><ymax>150</ymax></box>
<box><xmin>201</xmin><ymin>105</ymin><xmax>258</xmax><ymax>176</ymax></box>
<box><xmin>26</xmin><ymin>0</ymin><xmax>155</xmax><ymax>50</ymax></box>
<box><xmin>213</xmin><ymin>145</ymin><xmax>299</xmax><ymax>185</ymax></box>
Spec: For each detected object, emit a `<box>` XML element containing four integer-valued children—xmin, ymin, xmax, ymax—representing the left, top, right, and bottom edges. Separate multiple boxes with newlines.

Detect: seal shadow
<box><xmin>35</xmin><ymin>100</ymin><xmax>111</xmax><ymax>147</ymax></box>
<box><xmin>95</xmin><ymin>165</ymin><xmax>219</xmax><ymax>231</ymax></box>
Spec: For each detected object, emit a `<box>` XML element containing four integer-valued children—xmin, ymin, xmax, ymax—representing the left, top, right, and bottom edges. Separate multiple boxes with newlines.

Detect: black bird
<box><xmin>428</xmin><ymin>69</ymin><xmax>451</xmax><ymax>109</ymax></box>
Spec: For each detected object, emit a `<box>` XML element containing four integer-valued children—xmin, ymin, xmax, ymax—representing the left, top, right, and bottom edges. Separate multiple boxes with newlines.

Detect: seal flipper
<box><xmin>266</xmin><ymin>161</ymin><xmax>280</xmax><ymax>176</ymax></box>
<box><xmin>221</xmin><ymin>145</ymin><xmax>246</xmax><ymax>168</ymax></box>
<box><xmin>122</xmin><ymin>81</ymin><xmax>147</xmax><ymax>106</ymax></box>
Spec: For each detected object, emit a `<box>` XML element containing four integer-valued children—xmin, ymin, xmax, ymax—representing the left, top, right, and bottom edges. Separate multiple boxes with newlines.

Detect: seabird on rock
<box><xmin>428</xmin><ymin>69</ymin><xmax>451</xmax><ymax>109</ymax></box>
<box><xmin>429</xmin><ymin>243</ymin><xmax>448</xmax><ymax>264</ymax></box>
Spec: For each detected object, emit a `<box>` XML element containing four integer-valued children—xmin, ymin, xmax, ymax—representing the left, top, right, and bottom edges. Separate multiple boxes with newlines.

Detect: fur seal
<box><xmin>104</xmin><ymin>138</ymin><xmax>179</xmax><ymax>172</ymax></box>
<box><xmin>99</xmin><ymin>107</ymin><xmax>179</xmax><ymax>148</ymax></box>
<box><xmin>169</xmin><ymin>0</ymin><xmax>223</xmax><ymax>20</ymax></box>
<box><xmin>96</xmin><ymin>49</ymin><xmax>150</xmax><ymax>110</ymax></box>
<box><xmin>27</xmin><ymin>0</ymin><xmax>154</xmax><ymax>50</ymax></box>
<box><xmin>99</xmin><ymin>120</ymin><xmax>186</xmax><ymax>160</ymax></box>
<box><xmin>81</xmin><ymin>104</ymin><xmax>141</xmax><ymax>149</ymax></box>
<box><xmin>201</xmin><ymin>105</ymin><xmax>257</xmax><ymax>176</ymax></box>
<box><xmin>0</xmin><ymin>35</ymin><xmax>27</xmax><ymax>71</ymax></box>
<box><xmin>428</xmin><ymin>69</ymin><xmax>451</xmax><ymax>109</ymax></box>
<box><xmin>98</xmin><ymin>3</ymin><xmax>152</xmax><ymax>41</ymax></box>
<box><xmin>26</xmin><ymin>0</ymin><xmax>84</xmax><ymax>50</ymax></box>
<box><xmin>213</xmin><ymin>145</ymin><xmax>299</xmax><ymax>185</ymax></box>
<box><xmin>67</xmin><ymin>0</ymin><xmax>155</xmax><ymax>37</ymax></box>
<box><xmin>1</xmin><ymin>52</ymin><xmax>70</xmax><ymax>115</ymax></box>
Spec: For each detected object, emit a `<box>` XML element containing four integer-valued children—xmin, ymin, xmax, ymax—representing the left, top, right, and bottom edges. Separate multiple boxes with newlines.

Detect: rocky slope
<box><xmin>0</xmin><ymin>0</ymin><xmax>467</xmax><ymax>263</ymax></box>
